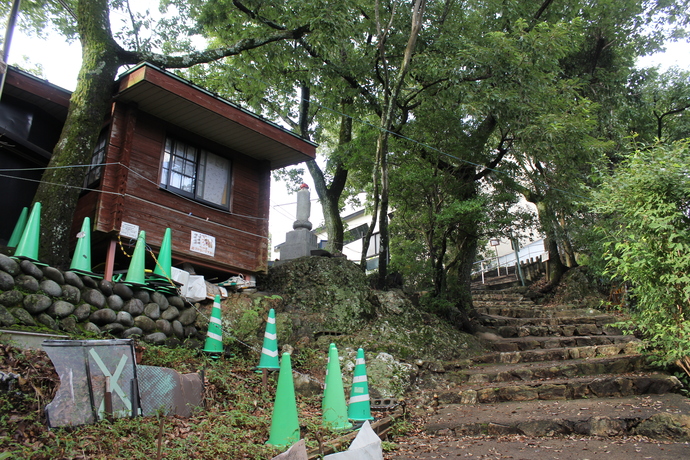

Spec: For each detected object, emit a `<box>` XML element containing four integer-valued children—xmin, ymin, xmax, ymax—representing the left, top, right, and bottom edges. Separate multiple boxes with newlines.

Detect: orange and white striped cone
<box><xmin>348</xmin><ymin>348</ymin><xmax>374</xmax><ymax>421</ymax></box>
<box><xmin>203</xmin><ymin>295</ymin><xmax>223</xmax><ymax>357</ymax></box>
<box><xmin>257</xmin><ymin>308</ymin><xmax>280</xmax><ymax>370</ymax></box>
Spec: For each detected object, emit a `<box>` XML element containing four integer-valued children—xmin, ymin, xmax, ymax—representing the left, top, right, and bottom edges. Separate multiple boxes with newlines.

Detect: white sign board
<box><xmin>190</xmin><ymin>231</ymin><xmax>216</xmax><ymax>257</ymax></box>
<box><xmin>489</xmin><ymin>238</ymin><xmax>500</xmax><ymax>246</ymax></box>
<box><xmin>120</xmin><ymin>222</ymin><xmax>140</xmax><ymax>239</ymax></box>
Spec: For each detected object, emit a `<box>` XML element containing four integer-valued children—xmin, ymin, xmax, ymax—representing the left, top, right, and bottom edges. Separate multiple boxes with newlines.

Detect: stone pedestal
<box><xmin>278</xmin><ymin>185</ymin><xmax>318</xmax><ymax>262</ymax></box>
<box><xmin>279</xmin><ymin>228</ymin><xmax>318</xmax><ymax>261</ymax></box>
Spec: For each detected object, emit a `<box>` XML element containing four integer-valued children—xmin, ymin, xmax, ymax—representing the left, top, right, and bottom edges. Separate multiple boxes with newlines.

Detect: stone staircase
<box><xmin>422</xmin><ymin>288</ymin><xmax>690</xmax><ymax>440</ymax></box>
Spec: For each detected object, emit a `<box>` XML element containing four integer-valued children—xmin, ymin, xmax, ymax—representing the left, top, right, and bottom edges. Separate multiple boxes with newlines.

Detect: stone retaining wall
<box><xmin>0</xmin><ymin>254</ymin><xmax>205</xmax><ymax>346</ymax></box>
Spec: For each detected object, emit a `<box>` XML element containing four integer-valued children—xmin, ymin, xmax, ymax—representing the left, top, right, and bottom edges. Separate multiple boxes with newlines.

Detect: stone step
<box><xmin>452</xmin><ymin>354</ymin><xmax>650</xmax><ymax>385</ymax></box>
<box><xmin>470</xmin><ymin>341</ymin><xmax>641</xmax><ymax>364</ymax></box>
<box><xmin>436</xmin><ymin>373</ymin><xmax>681</xmax><ymax>405</ymax></box>
<box><xmin>476</xmin><ymin>318</ymin><xmax>623</xmax><ymax>338</ymax></box>
<box><xmin>425</xmin><ymin>394</ymin><xmax>690</xmax><ymax>439</ymax></box>
<box><xmin>490</xmin><ymin>334</ymin><xmax>638</xmax><ymax>352</ymax></box>
<box><xmin>475</xmin><ymin>306</ymin><xmax>607</xmax><ymax>318</ymax></box>
<box><xmin>473</xmin><ymin>297</ymin><xmax>534</xmax><ymax>305</ymax></box>
<box><xmin>471</xmin><ymin>292</ymin><xmax>528</xmax><ymax>302</ymax></box>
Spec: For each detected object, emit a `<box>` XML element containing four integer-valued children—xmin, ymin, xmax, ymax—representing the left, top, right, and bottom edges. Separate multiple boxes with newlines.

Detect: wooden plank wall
<box><xmin>87</xmin><ymin>102</ymin><xmax>271</xmax><ymax>275</ymax></box>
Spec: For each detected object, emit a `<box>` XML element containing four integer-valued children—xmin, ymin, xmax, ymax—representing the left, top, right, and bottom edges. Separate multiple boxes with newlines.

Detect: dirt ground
<box><xmin>390</xmin><ymin>434</ymin><xmax>690</xmax><ymax>459</ymax></box>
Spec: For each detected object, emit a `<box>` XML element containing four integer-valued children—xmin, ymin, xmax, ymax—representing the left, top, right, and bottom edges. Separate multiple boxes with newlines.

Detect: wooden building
<box><xmin>0</xmin><ymin>67</ymin><xmax>71</xmax><ymax>241</ymax></box>
<box><xmin>1</xmin><ymin>63</ymin><xmax>316</xmax><ymax>279</ymax></box>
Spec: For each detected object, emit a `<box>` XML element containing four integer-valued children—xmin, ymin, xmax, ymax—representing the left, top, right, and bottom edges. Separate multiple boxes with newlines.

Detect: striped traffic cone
<box><xmin>257</xmin><ymin>309</ymin><xmax>280</xmax><ymax>371</ymax></box>
<box><xmin>203</xmin><ymin>295</ymin><xmax>224</xmax><ymax>357</ymax></box>
<box><xmin>348</xmin><ymin>348</ymin><xmax>374</xmax><ymax>421</ymax></box>
<box><xmin>13</xmin><ymin>202</ymin><xmax>41</xmax><ymax>262</ymax></box>
<box><xmin>322</xmin><ymin>343</ymin><xmax>352</xmax><ymax>431</ymax></box>
<box><xmin>266</xmin><ymin>353</ymin><xmax>300</xmax><ymax>448</ymax></box>
<box><xmin>7</xmin><ymin>207</ymin><xmax>28</xmax><ymax>248</ymax></box>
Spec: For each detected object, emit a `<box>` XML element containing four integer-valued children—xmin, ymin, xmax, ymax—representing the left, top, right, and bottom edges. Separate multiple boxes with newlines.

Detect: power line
<box><xmin>0</xmin><ymin>163</ymin><xmax>270</xmax><ymax>240</ymax></box>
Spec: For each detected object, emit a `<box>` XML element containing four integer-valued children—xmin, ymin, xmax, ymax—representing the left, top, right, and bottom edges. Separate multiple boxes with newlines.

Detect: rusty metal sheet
<box><xmin>137</xmin><ymin>365</ymin><xmax>203</xmax><ymax>417</ymax></box>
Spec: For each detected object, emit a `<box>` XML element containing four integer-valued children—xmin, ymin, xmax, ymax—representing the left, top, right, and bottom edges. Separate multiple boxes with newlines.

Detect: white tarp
<box><xmin>170</xmin><ymin>267</ymin><xmax>206</xmax><ymax>302</ymax></box>
<box><xmin>323</xmin><ymin>421</ymin><xmax>383</xmax><ymax>460</ymax></box>
<box><xmin>270</xmin><ymin>439</ymin><xmax>308</xmax><ymax>460</ymax></box>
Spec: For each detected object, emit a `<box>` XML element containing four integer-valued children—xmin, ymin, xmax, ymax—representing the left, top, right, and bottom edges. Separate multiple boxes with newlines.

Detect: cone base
<box><xmin>11</xmin><ymin>255</ymin><xmax>47</xmax><ymax>266</ymax></box>
<box><xmin>69</xmin><ymin>269</ymin><xmax>103</xmax><ymax>279</ymax></box>
<box><xmin>203</xmin><ymin>343</ymin><xmax>224</xmax><ymax>355</ymax></box>
<box><xmin>255</xmin><ymin>366</ymin><xmax>280</xmax><ymax>373</ymax></box>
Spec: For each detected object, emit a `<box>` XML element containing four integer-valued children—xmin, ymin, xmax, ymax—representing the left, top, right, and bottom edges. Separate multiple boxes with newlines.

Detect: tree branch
<box><xmin>120</xmin><ymin>26</ymin><xmax>310</xmax><ymax>68</ymax></box>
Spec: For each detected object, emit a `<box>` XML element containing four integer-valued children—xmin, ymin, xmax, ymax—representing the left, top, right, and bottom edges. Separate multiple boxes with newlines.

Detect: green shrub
<box><xmin>591</xmin><ymin>140</ymin><xmax>690</xmax><ymax>375</ymax></box>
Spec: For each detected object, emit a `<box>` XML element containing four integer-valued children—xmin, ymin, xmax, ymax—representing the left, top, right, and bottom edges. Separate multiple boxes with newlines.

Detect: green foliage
<box><xmin>591</xmin><ymin>140</ymin><xmax>690</xmax><ymax>371</ymax></box>
<box><xmin>139</xmin><ymin>343</ymin><xmax>201</xmax><ymax>373</ymax></box>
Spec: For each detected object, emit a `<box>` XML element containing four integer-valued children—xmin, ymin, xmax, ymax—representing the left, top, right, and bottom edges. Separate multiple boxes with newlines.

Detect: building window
<box><xmin>83</xmin><ymin>130</ymin><xmax>108</xmax><ymax>188</ymax></box>
<box><xmin>160</xmin><ymin>137</ymin><xmax>231</xmax><ymax>209</ymax></box>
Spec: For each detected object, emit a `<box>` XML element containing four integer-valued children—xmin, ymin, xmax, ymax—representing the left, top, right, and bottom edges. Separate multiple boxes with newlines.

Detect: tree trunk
<box><xmin>33</xmin><ymin>0</ymin><xmax>123</xmax><ymax>267</ymax></box>
<box><xmin>535</xmin><ymin>201</ymin><xmax>568</xmax><ymax>289</ymax></box>
<box><xmin>305</xmin><ymin>97</ymin><xmax>350</xmax><ymax>253</ymax></box>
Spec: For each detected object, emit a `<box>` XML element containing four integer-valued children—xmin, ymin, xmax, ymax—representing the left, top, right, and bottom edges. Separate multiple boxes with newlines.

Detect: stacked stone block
<box><xmin>0</xmin><ymin>254</ymin><xmax>201</xmax><ymax>345</ymax></box>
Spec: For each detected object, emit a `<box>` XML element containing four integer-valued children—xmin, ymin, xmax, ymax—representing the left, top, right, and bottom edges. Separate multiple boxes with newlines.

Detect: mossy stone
<box><xmin>48</xmin><ymin>300</ymin><xmax>76</xmax><ymax>319</ymax></box>
<box><xmin>23</xmin><ymin>294</ymin><xmax>52</xmax><ymax>314</ymax></box>
<box><xmin>113</xmin><ymin>283</ymin><xmax>133</xmax><ymax>300</ymax></box>
<box><xmin>124</xmin><ymin>298</ymin><xmax>144</xmax><ymax>316</ymax></box>
<box><xmin>37</xmin><ymin>312</ymin><xmax>59</xmax><ymax>330</ymax></box>
<box><xmin>134</xmin><ymin>315</ymin><xmax>156</xmax><ymax>332</ymax></box>
<box><xmin>161</xmin><ymin>306</ymin><xmax>179</xmax><ymax>321</ymax></box>
<box><xmin>151</xmin><ymin>291</ymin><xmax>169</xmax><ymax>310</ymax></box>
<box><xmin>0</xmin><ymin>254</ymin><xmax>20</xmax><ymax>275</ymax></box>
<box><xmin>61</xmin><ymin>284</ymin><xmax>81</xmax><ymax>304</ymax></box>
<box><xmin>133</xmin><ymin>289</ymin><xmax>150</xmax><ymax>304</ymax></box>
<box><xmin>40</xmin><ymin>279</ymin><xmax>63</xmax><ymax>297</ymax></box>
<box><xmin>19</xmin><ymin>260</ymin><xmax>43</xmax><ymax>279</ymax></box>
<box><xmin>144</xmin><ymin>303</ymin><xmax>160</xmax><ymax>320</ymax></box>
<box><xmin>42</xmin><ymin>266</ymin><xmax>65</xmax><ymax>285</ymax></box>
<box><xmin>15</xmin><ymin>274</ymin><xmax>40</xmax><ymax>293</ymax></box>
<box><xmin>89</xmin><ymin>308</ymin><xmax>117</xmax><ymax>325</ymax></box>
<box><xmin>0</xmin><ymin>270</ymin><xmax>15</xmax><ymax>291</ymax></box>
<box><xmin>0</xmin><ymin>289</ymin><xmax>24</xmax><ymax>307</ymax></box>
<box><xmin>0</xmin><ymin>304</ymin><xmax>17</xmax><ymax>326</ymax></box>
<box><xmin>73</xmin><ymin>303</ymin><xmax>92</xmax><ymax>322</ymax></box>
<box><xmin>63</xmin><ymin>271</ymin><xmax>84</xmax><ymax>289</ymax></box>
<box><xmin>122</xmin><ymin>327</ymin><xmax>143</xmax><ymax>338</ymax></box>
<box><xmin>83</xmin><ymin>289</ymin><xmax>106</xmax><ymax>309</ymax></box>
<box><xmin>107</xmin><ymin>294</ymin><xmax>124</xmax><ymax>311</ymax></box>
<box><xmin>116</xmin><ymin>311</ymin><xmax>134</xmax><ymax>327</ymax></box>
<box><xmin>10</xmin><ymin>307</ymin><xmax>37</xmax><ymax>326</ymax></box>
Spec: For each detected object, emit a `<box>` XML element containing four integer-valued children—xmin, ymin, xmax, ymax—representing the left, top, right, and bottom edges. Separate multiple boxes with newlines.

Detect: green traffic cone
<box><xmin>152</xmin><ymin>228</ymin><xmax>172</xmax><ymax>281</ymax></box>
<box><xmin>322</xmin><ymin>343</ymin><xmax>353</xmax><ymax>431</ymax></box>
<box><xmin>203</xmin><ymin>295</ymin><xmax>224</xmax><ymax>356</ymax></box>
<box><xmin>69</xmin><ymin>217</ymin><xmax>94</xmax><ymax>275</ymax></box>
<box><xmin>7</xmin><ymin>207</ymin><xmax>28</xmax><ymax>248</ymax></box>
<box><xmin>257</xmin><ymin>309</ymin><xmax>280</xmax><ymax>370</ymax></box>
<box><xmin>266</xmin><ymin>352</ymin><xmax>300</xmax><ymax>448</ymax></box>
<box><xmin>124</xmin><ymin>230</ymin><xmax>147</xmax><ymax>286</ymax></box>
<box><xmin>13</xmin><ymin>202</ymin><xmax>41</xmax><ymax>262</ymax></box>
<box><xmin>348</xmin><ymin>348</ymin><xmax>374</xmax><ymax>421</ymax></box>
